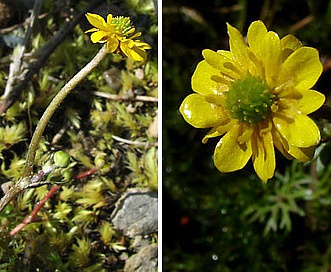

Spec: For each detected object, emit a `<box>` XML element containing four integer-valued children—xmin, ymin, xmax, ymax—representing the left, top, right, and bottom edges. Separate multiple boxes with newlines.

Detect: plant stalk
<box><xmin>0</xmin><ymin>44</ymin><xmax>107</xmax><ymax>213</ymax></box>
<box><xmin>23</xmin><ymin>44</ymin><xmax>107</xmax><ymax>176</ymax></box>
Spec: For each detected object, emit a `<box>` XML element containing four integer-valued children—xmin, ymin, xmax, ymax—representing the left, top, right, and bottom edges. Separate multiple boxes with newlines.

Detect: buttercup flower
<box><xmin>179</xmin><ymin>20</ymin><xmax>325</xmax><ymax>182</ymax></box>
<box><xmin>85</xmin><ymin>13</ymin><xmax>151</xmax><ymax>62</ymax></box>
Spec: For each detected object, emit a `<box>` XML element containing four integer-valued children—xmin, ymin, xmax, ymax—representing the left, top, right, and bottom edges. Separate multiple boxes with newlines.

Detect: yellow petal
<box><xmin>85</xmin><ymin>27</ymin><xmax>98</xmax><ymax>33</ymax></box>
<box><xmin>202</xmin><ymin>119</ymin><xmax>236</xmax><ymax>143</ymax></box>
<box><xmin>273</xmin><ymin>132</ymin><xmax>294</xmax><ymax>160</ymax></box>
<box><xmin>106</xmin><ymin>14</ymin><xmax>114</xmax><ymax>24</ymax></box>
<box><xmin>247</xmin><ymin>20</ymin><xmax>268</xmax><ymax>55</ymax></box>
<box><xmin>179</xmin><ymin>94</ymin><xmax>227</xmax><ymax>128</ymax></box>
<box><xmin>272</xmin><ymin>127</ymin><xmax>315</xmax><ymax>161</ymax></box>
<box><xmin>273</xmin><ymin>114</ymin><xmax>320</xmax><ymax>148</ymax></box>
<box><xmin>132</xmin><ymin>40</ymin><xmax>152</xmax><ymax>49</ymax></box>
<box><xmin>106</xmin><ymin>36</ymin><xmax>119</xmax><ymax>53</ymax></box>
<box><xmin>288</xmin><ymin>145</ymin><xmax>315</xmax><ymax>162</ymax></box>
<box><xmin>85</xmin><ymin>13</ymin><xmax>108</xmax><ymax>31</ymax></box>
<box><xmin>192</xmin><ymin>60</ymin><xmax>227</xmax><ymax>95</ymax></box>
<box><xmin>226</xmin><ymin>23</ymin><xmax>255</xmax><ymax>73</ymax></box>
<box><xmin>130</xmin><ymin>31</ymin><xmax>141</xmax><ymax>39</ymax></box>
<box><xmin>260</xmin><ymin>31</ymin><xmax>281</xmax><ymax>85</ymax></box>
<box><xmin>298</xmin><ymin>89</ymin><xmax>325</xmax><ymax>115</ymax></box>
<box><xmin>90</xmin><ymin>31</ymin><xmax>108</xmax><ymax>43</ymax></box>
<box><xmin>124</xmin><ymin>27</ymin><xmax>136</xmax><ymax>36</ymax></box>
<box><xmin>202</xmin><ymin>49</ymin><xmax>241</xmax><ymax>80</ymax></box>
<box><xmin>280</xmin><ymin>34</ymin><xmax>302</xmax><ymax>61</ymax></box>
<box><xmin>237</xmin><ymin>124</ymin><xmax>254</xmax><ymax>144</ymax></box>
<box><xmin>120</xmin><ymin>41</ymin><xmax>147</xmax><ymax>62</ymax></box>
<box><xmin>205</xmin><ymin>94</ymin><xmax>226</xmax><ymax>105</ymax></box>
<box><xmin>252</xmin><ymin>130</ymin><xmax>275</xmax><ymax>182</ymax></box>
<box><xmin>129</xmin><ymin>49</ymin><xmax>147</xmax><ymax>62</ymax></box>
<box><xmin>202</xmin><ymin>128</ymin><xmax>223</xmax><ymax>143</ymax></box>
<box><xmin>281</xmin><ymin>34</ymin><xmax>302</xmax><ymax>51</ymax></box>
<box><xmin>272</xmin><ymin>127</ymin><xmax>294</xmax><ymax>158</ymax></box>
<box><xmin>214</xmin><ymin>125</ymin><xmax>252</xmax><ymax>172</ymax></box>
<box><xmin>216</xmin><ymin>49</ymin><xmax>233</xmax><ymax>59</ymax></box>
<box><xmin>279</xmin><ymin>47</ymin><xmax>322</xmax><ymax>90</ymax></box>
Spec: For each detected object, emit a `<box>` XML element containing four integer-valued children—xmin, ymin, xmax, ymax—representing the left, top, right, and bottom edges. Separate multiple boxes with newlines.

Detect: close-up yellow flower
<box><xmin>179</xmin><ymin>20</ymin><xmax>325</xmax><ymax>182</ymax></box>
<box><xmin>85</xmin><ymin>12</ymin><xmax>151</xmax><ymax>62</ymax></box>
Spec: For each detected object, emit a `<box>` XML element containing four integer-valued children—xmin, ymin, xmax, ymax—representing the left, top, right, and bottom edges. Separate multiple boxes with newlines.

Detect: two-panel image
<box><xmin>0</xmin><ymin>0</ymin><xmax>330</xmax><ymax>271</ymax></box>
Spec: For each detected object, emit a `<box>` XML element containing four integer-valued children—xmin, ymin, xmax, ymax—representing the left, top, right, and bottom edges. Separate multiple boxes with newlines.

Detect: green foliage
<box><xmin>0</xmin><ymin>0</ymin><xmax>157</xmax><ymax>270</ymax></box>
<box><xmin>244</xmin><ymin>162</ymin><xmax>311</xmax><ymax>234</ymax></box>
<box><xmin>75</xmin><ymin>179</ymin><xmax>106</xmax><ymax>209</ymax></box>
<box><xmin>127</xmin><ymin>147</ymin><xmax>158</xmax><ymax>189</ymax></box>
<box><xmin>0</xmin><ymin>123</ymin><xmax>27</xmax><ymax>154</ymax></box>
<box><xmin>125</xmin><ymin>0</ymin><xmax>156</xmax><ymax>14</ymax></box>
<box><xmin>1</xmin><ymin>154</ymin><xmax>25</xmax><ymax>180</ymax></box>
<box><xmin>69</xmin><ymin>237</ymin><xmax>91</xmax><ymax>268</ymax></box>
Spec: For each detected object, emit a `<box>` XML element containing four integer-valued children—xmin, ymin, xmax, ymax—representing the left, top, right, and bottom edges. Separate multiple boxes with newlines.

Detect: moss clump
<box><xmin>0</xmin><ymin>0</ymin><xmax>157</xmax><ymax>270</ymax></box>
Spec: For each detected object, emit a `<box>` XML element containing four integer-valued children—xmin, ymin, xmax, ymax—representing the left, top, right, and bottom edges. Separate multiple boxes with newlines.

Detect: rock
<box><xmin>132</xmin><ymin>235</ymin><xmax>151</xmax><ymax>252</ymax></box>
<box><xmin>148</xmin><ymin>113</ymin><xmax>158</xmax><ymax>139</ymax></box>
<box><xmin>111</xmin><ymin>189</ymin><xmax>158</xmax><ymax>237</ymax></box>
<box><xmin>124</xmin><ymin>243</ymin><xmax>158</xmax><ymax>272</ymax></box>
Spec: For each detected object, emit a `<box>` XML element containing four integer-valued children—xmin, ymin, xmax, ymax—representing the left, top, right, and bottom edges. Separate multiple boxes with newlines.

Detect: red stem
<box><xmin>75</xmin><ymin>167</ymin><xmax>98</xmax><ymax>180</ymax></box>
<box><xmin>9</xmin><ymin>184</ymin><xmax>60</xmax><ymax>236</ymax></box>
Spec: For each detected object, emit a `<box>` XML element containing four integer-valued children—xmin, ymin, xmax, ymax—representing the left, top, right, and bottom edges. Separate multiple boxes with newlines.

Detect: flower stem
<box><xmin>23</xmin><ymin>44</ymin><xmax>107</xmax><ymax>177</ymax></box>
<box><xmin>0</xmin><ymin>44</ymin><xmax>107</xmax><ymax>213</ymax></box>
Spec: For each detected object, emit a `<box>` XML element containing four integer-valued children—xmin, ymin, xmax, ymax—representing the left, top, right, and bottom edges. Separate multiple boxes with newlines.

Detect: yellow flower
<box><xmin>85</xmin><ymin>13</ymin><xmax>151</xmax><ymax>62</ymax></box>
<box><xmin>179</xmin><ymin>20</ymin><xmax>325</xmax><ymax>182</ymax></box>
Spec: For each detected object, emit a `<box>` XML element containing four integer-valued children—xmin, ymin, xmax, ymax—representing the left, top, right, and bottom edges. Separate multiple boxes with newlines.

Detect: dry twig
<box><xmin>0</xmin><ymin>0</ymin><xmax>101</xmax><ymax>114</ymax></box>
<box><xmin>94</xmin><ymin>91</ymin><xmax>158</xmax><ymax>103</ymax></box>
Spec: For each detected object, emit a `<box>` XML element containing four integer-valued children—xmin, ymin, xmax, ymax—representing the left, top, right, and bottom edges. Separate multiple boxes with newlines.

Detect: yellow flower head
<box><xmin>85</xmin><ymin>13</ymin><xmax>151</xmax><ymax>62</ymax></box>
<box><xmin>179</xmin><ymin>20</ymin><xmax>325</xmax><ymax>182</ymax></box>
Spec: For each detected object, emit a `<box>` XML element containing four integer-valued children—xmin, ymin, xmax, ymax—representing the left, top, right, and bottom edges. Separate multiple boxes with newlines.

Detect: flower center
<box><xmin>225</xmin><ymin>75</ymin><xmax>274</xmax><ymax>124</ymax></box>
<box><xmin>111</xmin><ymin>16</ymin><xmax>134</xmax><ymax>36</ymax></box>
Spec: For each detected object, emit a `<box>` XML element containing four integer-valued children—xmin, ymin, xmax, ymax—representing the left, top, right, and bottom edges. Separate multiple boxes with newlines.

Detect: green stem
<box><xmin>23</xmin><ymin>44</ymin><xmax>107</xmax><ymax>177</ymax></box>
<box><xmin>0</xmin><ymin>44</ymin><xmax>108</xmax><ymax>214</ymax></box>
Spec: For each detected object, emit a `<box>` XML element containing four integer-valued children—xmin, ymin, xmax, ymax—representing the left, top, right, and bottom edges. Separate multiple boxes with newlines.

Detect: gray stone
<box><xmin>124</xmin><ymin>243</ymin><xmax>158</xmax><ymax>272</ymax></box>
<box><xmin>132</xmin><ymin>235</ymin><xmax>151</xmax><ymax>252</ymax></box>
<box><xmin>111</xmin><ymin>189</ymin><xmax>158</xmax><ymax>237</ymax></box>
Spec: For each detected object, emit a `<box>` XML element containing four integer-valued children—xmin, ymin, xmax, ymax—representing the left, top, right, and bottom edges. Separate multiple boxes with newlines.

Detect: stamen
<box><xmin>225</xmin><ymin>74</ymin><xmax>274</xmax><ymax>124</ymax></box>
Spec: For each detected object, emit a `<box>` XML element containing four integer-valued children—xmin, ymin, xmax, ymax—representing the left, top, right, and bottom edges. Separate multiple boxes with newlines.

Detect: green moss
<box><xmin>0</xmin><ymin>0</ymin><xmax>157</xmax><ymax>270</ymax></box>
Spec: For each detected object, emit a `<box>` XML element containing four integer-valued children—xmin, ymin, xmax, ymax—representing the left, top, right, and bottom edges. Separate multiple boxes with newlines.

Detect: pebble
<box><xmin>111</xmin><ymin>189</ymin><xmax>158</xmax><ymax>237</ymax></box>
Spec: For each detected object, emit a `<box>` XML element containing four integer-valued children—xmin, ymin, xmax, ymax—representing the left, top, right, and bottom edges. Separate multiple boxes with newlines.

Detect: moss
<box><xmin>0</xmin><ymin>0</ymin><xmax>157</xmax><ymax>270</ymax></box>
